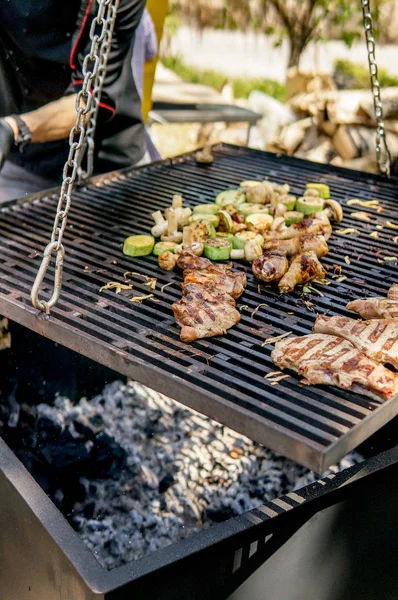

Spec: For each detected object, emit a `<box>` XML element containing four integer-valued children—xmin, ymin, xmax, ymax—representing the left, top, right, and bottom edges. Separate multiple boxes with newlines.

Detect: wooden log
<box><xmin>295</xmin><ymin>137</ymin><xmax>336</xmax><ymax>164</ymax></box>
<box><xmin>0</xmin><ymin>318</ymin><xmax>11</xmax><ymax>351</ymax></box>
<box><xmin>270</xmin><ymin>117</ymin><xmax>313</xmax><ymax>154</ymax></box>
<box><xmin>333</xmin><ymin>125</ymin><xmax>398</xmax><ymax>161</ymax></box>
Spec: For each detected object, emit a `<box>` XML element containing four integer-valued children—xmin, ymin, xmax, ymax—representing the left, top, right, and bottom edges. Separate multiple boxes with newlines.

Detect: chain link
<box><xmin>361</xmin><ymin>0</ymin><xmax>391</xmax><ymax>176</ymax></box>
<box><xmin>31</xmin><ymin>0</ymin><xmax>119</xmax><ymax>312</ymax></box>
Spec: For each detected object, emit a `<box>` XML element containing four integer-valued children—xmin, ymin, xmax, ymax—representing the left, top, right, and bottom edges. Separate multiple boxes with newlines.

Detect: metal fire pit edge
<box><xmin>1</xmin><ymin>435</ymin><xmax>398</xmax><ymax>600</ymax></box>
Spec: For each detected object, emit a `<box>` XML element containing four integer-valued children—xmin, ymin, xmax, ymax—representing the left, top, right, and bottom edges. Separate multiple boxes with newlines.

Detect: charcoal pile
<box><xmin>0</xmin><ymin>380</ymin><xmax>361</xmax><ymax>570</ymax></box>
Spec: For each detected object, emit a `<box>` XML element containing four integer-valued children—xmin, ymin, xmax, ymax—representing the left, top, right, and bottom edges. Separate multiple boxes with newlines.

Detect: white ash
<box><xmin>40</xmin><ymin>380</ymin><xmax>362</xmax><ymax>570</ymax></box>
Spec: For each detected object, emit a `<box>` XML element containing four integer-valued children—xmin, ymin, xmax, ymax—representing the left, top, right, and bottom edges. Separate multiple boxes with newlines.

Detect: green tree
<box><xmin>261</xmin><ymin>0</ymin><xmax>382</xmax><ymax>69</ymax></box>
<box><xmin>175</xmin><ymin>0</ymin><xmax>387</xmax><ymax>70</ymax></box>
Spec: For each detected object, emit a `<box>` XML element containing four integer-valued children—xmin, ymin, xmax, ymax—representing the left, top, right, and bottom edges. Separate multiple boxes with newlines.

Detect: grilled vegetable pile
<box><xmin>123</xmin><ymin>178</ymin><xmax>343</xmax><ymax>296</ymax></box>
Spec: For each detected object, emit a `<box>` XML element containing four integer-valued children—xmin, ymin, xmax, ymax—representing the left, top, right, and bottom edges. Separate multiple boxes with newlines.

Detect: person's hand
<box><xmin>0</xmin><ymin>118</ymin><xmax>15</xmax><ymax>172</ymax></box>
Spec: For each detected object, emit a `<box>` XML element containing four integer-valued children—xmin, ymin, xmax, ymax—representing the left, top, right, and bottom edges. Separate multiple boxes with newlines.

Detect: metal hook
<box><xmin>31</xmin><ymin>242</ymin><xmax>65</xmax><ymax>313</ymax></box>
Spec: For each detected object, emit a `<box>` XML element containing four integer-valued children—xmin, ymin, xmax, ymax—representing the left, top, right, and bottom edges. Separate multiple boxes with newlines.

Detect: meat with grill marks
<box><xmin>262</xmin><ymin>217</ymin><xmax>332</xmax><ymax>242</ymax></box>
<box><xmin>263</xmin><ymin>234</ymin><xmax>329</xmax><ymax>258</ymax></box>
<box><xmin>278</xmin><ymin>251</ymin><xmax>326</xmax><ymax>294</ymax></box>
<box><xmin>176</xmin><ymin>253</ymin><xmax>212</xmax><ymax>271</ymax></box>
<box><xmin>388</xmin><ymin>284</ymin><xmax>398</xmax><ymax>300</ymax></box>
<box><xmin>313</xmin><ymin>315</ymin><xmax>398</xmax><ymax>369</ymax></box>
<box><xmin>271</xmin><ymin>333</ymin><xmax>398</xmax><ymax>402</ymax></box>
<box><xmin>172</xmin><ymin>284</ymin><xmax>240</xmax><ymax>342</ymax></box>
<box><xmin>252</xmin><ymin>252</ymin><xmax>289</xmax><ymax>283</ymax></box>
<box><xmin>347</xmin><ymin>298</ymin><xmax>398</xmax><ymax>320</ymax></box>
<box><xmin>183</xmin><ymin>266</ymin><xmax>247</xmax><ymax>299</ymax></box>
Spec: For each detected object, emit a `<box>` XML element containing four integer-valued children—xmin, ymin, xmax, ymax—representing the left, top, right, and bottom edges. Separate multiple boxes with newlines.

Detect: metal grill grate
<box><xmin>1</xmin><ymin>144</ymin><xmax>398</xmax><ymax>472</ymax></box>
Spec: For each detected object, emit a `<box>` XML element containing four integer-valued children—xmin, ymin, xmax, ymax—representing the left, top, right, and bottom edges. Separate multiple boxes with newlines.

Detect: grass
<box><xmin>334</xmin><ymin>59</ymin><xmax>398</xmax><ymax>89</ymax></box>
<box><xmin>161</xmin><ymin>55</ymin><xmax>286</xmax><ymax>102</ymax></box>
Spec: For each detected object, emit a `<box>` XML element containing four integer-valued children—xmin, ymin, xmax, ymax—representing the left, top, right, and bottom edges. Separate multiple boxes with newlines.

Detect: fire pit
<box><xmin>1</xmin><ymin>146</ymin><xmax>398</xmax><ymax>599</ymax></box>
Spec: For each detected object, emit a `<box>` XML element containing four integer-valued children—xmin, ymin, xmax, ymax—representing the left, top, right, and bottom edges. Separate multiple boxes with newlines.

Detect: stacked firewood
<box><xmin>267</xmin><ymin>70</ymin><xmax>398</xmax><ymax>173</ymax></box>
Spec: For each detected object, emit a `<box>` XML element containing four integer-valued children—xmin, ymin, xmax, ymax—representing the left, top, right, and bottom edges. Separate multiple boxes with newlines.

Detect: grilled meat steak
<box><xmin>172</xmin><ymin>284</ymin><xmax>240</xmax><ymax>342</ymax></box>
<box><xmin>184</xmin><ymin>266</ymin><xmax>247</xmax><ymax>299</ymax></box>
<box><xmin>278</xmin><ymin>251</ymin><xmax>326</xmax><ymax>294</ymax></box>
<box><xmin>176</xmin><ymin>253</ymin><xmax>212</xmax><ymax>271</ymax></box>
<box><xmin>263</xmin><ymin>217</ymin><xmax>332</xmax><ymax>242</ymax></box>
<box><xmin>263</xmin><ymin>234</ymin><xmax>329</xmax><ymax>258</ymax></box>
<box><xmin>252</xmin><ymin>252</ymin><xmax>289</xmax><ymax>282</ymax></box>
<box><xmin>347</xmin><ymin>298</ymin><xmax>398</xmax><ymax>320</ymax></box>
<box><xmin>388</xmin><ymin>284</ymin><xmax>398</xmax><ymax>300</ymax></box>
<box><xmin>271</xmin><ymin>333</ymin><xmax>398</xmax><ymax>402</ymax></box>
<box><xmin>314</xmin><ymin>315</ymin><xmax>398</xmax><ymax>369</ymax></box>
<box><xmin>347</xmin><ymin>284</ymin><xmax>398</xmax><ymax>319</ymax></box>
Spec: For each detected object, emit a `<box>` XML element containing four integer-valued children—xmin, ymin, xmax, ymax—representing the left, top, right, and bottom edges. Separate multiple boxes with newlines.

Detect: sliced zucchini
<box><xmin>296</xmin><ymin>197</ymin><xmax>325</xmax><ymax>215</ymax></box>
<box><xmin>233</xmin><ymin>231</ymin><xmax>264</xmax><ymax>250</ymax></box>
<box><xmin>280</xmin><ymin>195</ymin><xmax>296</xmax><ymax>211</ymax></box>
<box><xmin>189</xmin><ymin>213</ymin><xmax>220</xmax><ymax>227</ymax></box>
<box><xmin>245</xmin><ymin>213</ymin><xmax>273</xmax><ymax>232</ymax></box>
<box><xmin>123</xmin><ymin>235</ymin><xmax>155</xmax><ymax>257</ymax></box>
<box><xmin>153</xmin><ymin>241</ymin><xmax>177</xmax><ymax>256</ymax></box>
<box><xmin>238</xmin><ymin>203</ymin><xmax>270</xmax><ymax>217</ymax></box>
<box><xmin>193</xmin><ymin>203</ymin><xmax>219</xmax><ymax>215</ymax></box>
<box><xmin>305</xmin><ymin>183</ymin><xmax>330</xmax><ymax>199</ymax></box>
<box><xmin>216</xmin><ymin>209</ymin><xmax>233</xmax><ymax>232</ymax></box>
<box><xmin>204</xmin><ymin>238</ymin><xmax>232</xmax><ymax>261</ymax></box>
<box><xmin>216</xmin><ymin>232</ymin><xmax>235</xmax><ymax>244</ymax></box>
<box><xmin>240</xmin><ymin>180</ymin><xmax>261</xmax><ymax>188</ymax></box>
<box><xmin>191</xmin><ymin>220</ymin><xmax>216</xmax><ymax>242</ymax></box>
<box><xmin>284</xmin><ymin>211</ymin><xmax>304</xmax><ymax>226</ymax></box>
<box><xmin>215</xmin><ymin>189</ymin><xmax>245</xmax><ymax>207</ymax></box>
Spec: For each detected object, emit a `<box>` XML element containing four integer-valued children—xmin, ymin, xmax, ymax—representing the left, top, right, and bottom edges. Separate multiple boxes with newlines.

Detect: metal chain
<box><xmin>81</xmin><ymin>0</ymin><xmax>120</xmax><ymax>178</ymax></box>
<box><xmin>361</xmin><ymin>0</ymin><xmax>391</xmax><ymax>176</ymax></box>
<box><xmin>31</xmin><ymin>0</ymin><xmax>119</xmax><ymax>313</ymax></box>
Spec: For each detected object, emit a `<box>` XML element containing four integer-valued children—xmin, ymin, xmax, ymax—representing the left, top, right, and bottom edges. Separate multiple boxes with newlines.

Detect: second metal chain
<box><xmin>31</xmin><ymin>0</ymin><xmax>119</xmax><ymax>313</ymax></box>
<box><xmin>361</xmin><ymin>0</ymin><xmax>391</xmax><ymax>176</ymax></box>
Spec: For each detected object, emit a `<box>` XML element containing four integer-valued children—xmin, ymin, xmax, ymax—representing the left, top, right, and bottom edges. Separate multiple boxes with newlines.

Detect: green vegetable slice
<box><xmin>123</xmin><ymin>235</ymin><xmax>155</xmax><ymax>257</ymax></box>
<box><xmin>296</xmin><ymin>197</ymin><xmax>325</xmax><ymax>215</ymax></box>
<box><xmin>284</xmin><ymin>211</ymin><xmax>304</xmax><ymax>226</ymax></box>
<box><xmin>245</xmin><ymin>213</ymin><xmax>273</xmax><ymax>231</ymax></box>
<box><xmin>216</xmin><ymin>209</ymin><xmax>233</xmax><ymax>232</ymax></box>
<box><xmin>189</xmin><ymin>213</ymin><xmax>220</xmax><ymax>227</ymax></box>
<box><xmin>193</xmin><ymin>203</ymin><xmax>219</xmax><ymax>215</ymax></box>
<box><xmin>237</xmin><ymin>203</ymin><xmax>270</xmax><ymax>217</ymax></box>
<box><xmin>280</xmin><ymin>195</ymin><xmax>296</xmax><ymax>211</ymax></box>
<box><xmin>190</xmin><ymin>220</ymin><xmax>216</xmax><ymax>242</ymax></box>
<box><xmin>216</xmin><ymin>232</ymin><xmax>235</xmax><ymax>244</ymax></box>
<box><xmin>204</xmin><ymin>238</ymin><xmax>232</xmax><ymax>261</ymax></box>
<box><xmin>153</xmin><ymin>241</ymin><xmax>177</xmax><ymax>256</ymax></box>
<box><xmin>232</xmin><ymin>231</ymin><xmax>264</xmax><ymax>250</ymax></box>
<box><xmin>215</xmin><ymin>189</ymin><xmax>245</xmax><ymax>207</ymax></box>
<box><xmin>305</xmin><ymin>183</ymin><xmax>330</xmax><ymax>199</ymax></box>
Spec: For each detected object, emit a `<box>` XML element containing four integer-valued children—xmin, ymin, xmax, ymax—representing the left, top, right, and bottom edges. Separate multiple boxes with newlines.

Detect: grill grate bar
<box><xmin>1</xmin><ymin>145</ymin><xmax>398</xmax><ymax>472</ymax></box>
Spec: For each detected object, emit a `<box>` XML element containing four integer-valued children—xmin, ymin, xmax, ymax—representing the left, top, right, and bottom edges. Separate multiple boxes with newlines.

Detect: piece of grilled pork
<box><xmin>278</xmin><ymin>251</ymin><xmax>326</xmax><ymax>294</ymax></box>
<box><xmin>183</xmin><ymin>266</ymin><xmax>247</xmax><ymax>299</ymax></box>
<box><xmin>347</xmin><ymin>298</ymin><xmax>398</xmax><ymax>320</ymax></box>
<box><xmin>172</xmin><ymin>284</ymin><xmax>240</xmax><ymax>342</ymax></box>
<box><xmin>271</xmin><ymin>333</ymin><xmax>398</xmax><ymax>402</ymax></box>
<box><xmin>313</xmin><ymin>315</ymin><xmax>398</xmax><ymax>369</ymax></box>
<box><xmin>177</xmin><ymin>253</ymin><xmax>212</xmax><ymax>271</ymax></box>
<box><xmin>263</xmin><ymin>234</ymin><xmax>329</xmax><ymax>258</ymax></box>
<box><xmin>388</xmin><ymin>284</ymin><xmax>398</xmax><ymax>300</ymax></box>
<box><xmin>252</xmin><ymin>252</ymin><xmax>289</xmax><ymax>283</ymax></box>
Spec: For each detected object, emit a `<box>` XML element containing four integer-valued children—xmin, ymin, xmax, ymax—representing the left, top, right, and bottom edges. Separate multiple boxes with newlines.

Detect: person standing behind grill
<box><xmin>131</xmin><ymin>7</ymin><xmax>161</xmax><ymax>162</ymax></box>
<box><xmin>0</xmin><ymin>0</ymin><xmax>147</xmax><ymax>203</ymax></box>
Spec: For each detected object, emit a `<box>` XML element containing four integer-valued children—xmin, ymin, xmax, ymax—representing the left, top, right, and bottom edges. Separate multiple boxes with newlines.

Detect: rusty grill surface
<box><xmin>1</xmin><ymin>145</ymin><xmax>398</xmax><ymax>472</ymax></box>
